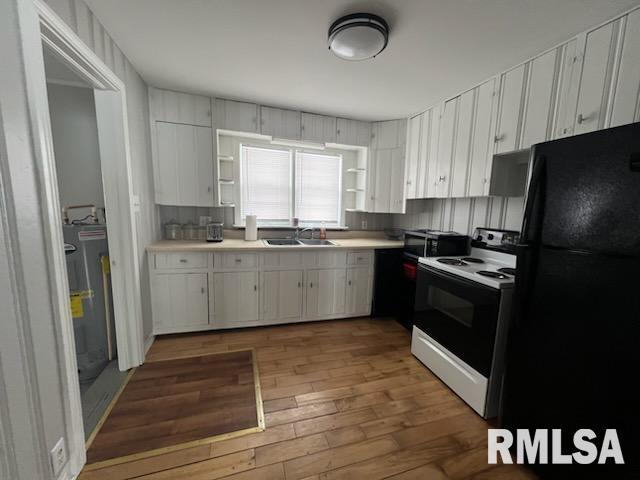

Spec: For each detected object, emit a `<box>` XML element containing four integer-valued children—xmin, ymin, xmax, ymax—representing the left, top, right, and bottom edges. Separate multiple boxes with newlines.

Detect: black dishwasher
<box><xmin>372</xmin><ymin>249</ymin><xmax>416</xmax><ymax>330</ymax></box>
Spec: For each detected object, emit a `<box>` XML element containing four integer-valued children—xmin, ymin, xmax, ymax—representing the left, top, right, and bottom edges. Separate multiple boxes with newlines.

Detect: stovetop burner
<box><xmin>497</xmin><ymin>267</ymin><xmax>516</xmax><ymax>276</ymax></box>
<box><xmin>461</xmin><ymin>257</ymin><xmax>484</xmax><ymax>264</ymax></box>
<box><xmin>477</xmin><ymin>270</ymin><xmax>510</xmax><ymax>279</ymax></box>
<box><xmin>438</xmin><ymin>258</ymin><xmax>468</xmax><ymax>266</ymax></box>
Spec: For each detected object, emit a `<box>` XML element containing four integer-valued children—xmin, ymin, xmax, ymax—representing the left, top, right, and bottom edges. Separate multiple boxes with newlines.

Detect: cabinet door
<box><xmin>450</xmin><ymin>89</ymin><xmax>474</xmax><ymax>198</ymax></box>
<box><xmin>435</xmin><ymin>98</ymin><xmax>456</xmax><ymax>198</ymax></box>
<box><xmin>521</xmin><ymin>49</ymin><xmax>559</xmax><ymax>148</ymax></box>
<box><xmin>404</xmin><ymin>114</ymin><xmax>422</xmax><ymax>199</ymax></box>
<box><xmin>214</xmin><ymin>98</ymin><xmax>259</xmax><ymax>133</ymax></box>
<box><xmin>149</xmin><ymin>88</ymin><xmax>211</xmax><ymax>127</ymax></box>
<box><xmin>213</xmin><ymin>271</ymin><xmax>259</xmax><ymax>325</ymax></box>
<box><xmin>389</xmin><ymin>148</ymin><xmax>406</xmax><ymax>213</ymax></box>
<box><xmin>495</xmin><ymin>65</ymin><xmax>526</xmax><ymax>153</ymax></box>
<box><xmin>260</xmin><ymin>106</ymin><xmax>301</xmax><ymax>140</ymax></box>
<box><xmin>346</xmin><ymin>268</ymin><xmax>371</xmax><ymax>315</ymax></box>
<box><xmin>373</xmin><ymin>120</ymin><xmax>403</xmax><ymax>149</ymax></box>
<box><xmin>610</xmin><ymin>10</ymin><xmax>640</xmax><ymax>127</ymax></box>
<box><xmin>261</xmin><ymin>270</ymin><xmax>303</xmax><ymax>322</ymax></box>
<box><xmin>301</xmin><ymin>113</ymin><xmax>337</xmax><ymax>143</ymax></box>
<box><xmin>373</xmin><ymin>149</ymin><xmax>392</xmax><ymax>212</ymax></box>
<box><xmin>156</xmin><ymin>122</ymin><xmax>214</xmax><ymax>206</ymax></box>
<box><xmin>152</xmin><ymin>273</ymin><xmax>209</xmax><ymax>330</ymax></box>
<box><xmin>574</xmin><ymin>20</ymin><xmax>621</xmax><ymax>135</ymax></box>
<box><xmin>554</xmin><ymin>39</ymin><xmax>582</xmax><ymax>138</ymax></box>
<box><xmin>467</xmin><ymin>79</ymin><xmax>497</xmax><ymax>197</ymax></box>
<box><xmin>422</xmin><ymin>105</ymin><xmax>441</xmax><ymax>198</ymax></box>
<box><xmin>336</xmin><ymin>119</ymin><xmax>372</xmax><ymax>146</ymax></box>
<box><xmin>305</xmin><ymin>269</ymin><xmax>346</xmax><ymax>318</ymax></box>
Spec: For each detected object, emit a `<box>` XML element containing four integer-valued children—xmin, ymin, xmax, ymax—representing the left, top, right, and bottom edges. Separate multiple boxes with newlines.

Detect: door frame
<box><xmin>33</xmin><ymin>0</ymin><xmax>144</xmax><ymax>473</ymax></box>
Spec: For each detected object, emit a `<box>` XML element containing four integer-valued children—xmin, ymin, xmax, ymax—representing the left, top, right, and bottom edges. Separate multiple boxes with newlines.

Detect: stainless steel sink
<box><xmin>298</xmin><ymin>239</ymin><xmax>337</xmax><ymax>246</ymax></box>
<box><xmin>264</xmin><ymin>239</ymin><xmax>301</xmax><ymax>246</ymax></box>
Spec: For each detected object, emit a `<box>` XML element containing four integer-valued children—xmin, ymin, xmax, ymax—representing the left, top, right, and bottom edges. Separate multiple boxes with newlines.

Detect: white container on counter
<box><xmin>245</xmin><ymin>215</ymin><xmax>257</xmax><ymax>241</ymax></box>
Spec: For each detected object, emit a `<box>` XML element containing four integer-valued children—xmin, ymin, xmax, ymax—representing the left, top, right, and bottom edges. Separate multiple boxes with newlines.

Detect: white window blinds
<box><xmin>295</xmin><ymin>151</ymin><xmax>342</xmax><ymax>225</ymax></box>
<box><xmin>241</xmin><ymin>146</ymin><xmax>291</xmax><ymax>224</ymax></box>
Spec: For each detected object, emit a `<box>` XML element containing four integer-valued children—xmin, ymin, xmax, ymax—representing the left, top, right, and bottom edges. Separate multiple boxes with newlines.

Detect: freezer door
<box><xmin>524</xmin><ymin>122</ymin><xmax>640</xmax><ymax>257</ymax></box>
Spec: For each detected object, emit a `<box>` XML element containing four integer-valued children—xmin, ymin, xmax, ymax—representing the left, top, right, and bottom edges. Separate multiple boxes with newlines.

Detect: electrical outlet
<box><xmin>361</xmin><ymin>219</ymin><xmax>368</xmax><ymax>230</ymax></box>
<box><xmin>50</xmin><ymin>437</ymin><xmax>67</xmax><ymax>476</ymax></box>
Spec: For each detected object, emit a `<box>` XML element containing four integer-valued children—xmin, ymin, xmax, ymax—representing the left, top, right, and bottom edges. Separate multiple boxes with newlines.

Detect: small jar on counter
<box><xmin>164</xmin><ymin>221</ymin><xmax>182</xmax><ymax>240</ymax></box>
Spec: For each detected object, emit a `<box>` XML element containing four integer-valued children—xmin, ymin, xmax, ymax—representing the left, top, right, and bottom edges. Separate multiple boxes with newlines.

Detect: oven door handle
<box><xmin>417</xmin><ymin>263</ymin><xmax>499</xmax><ymax>294</ymax></box>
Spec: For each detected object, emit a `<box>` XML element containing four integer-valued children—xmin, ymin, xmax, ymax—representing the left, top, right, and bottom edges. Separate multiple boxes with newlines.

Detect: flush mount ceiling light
<box><xmin>328</xmin><ymin>13</ymin><xmax>389</xmax><ymax>61</ymax></box>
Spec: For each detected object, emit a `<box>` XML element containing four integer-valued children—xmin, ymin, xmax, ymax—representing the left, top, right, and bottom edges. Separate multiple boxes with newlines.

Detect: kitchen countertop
<box><xmin>147</xmin><ymin>238</ymin><xmax>403</xmax><ymax>252</ymax></box>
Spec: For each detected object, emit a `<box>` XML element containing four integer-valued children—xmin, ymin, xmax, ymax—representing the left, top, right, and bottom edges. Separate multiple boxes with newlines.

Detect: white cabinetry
<box><xmin>573</xmin><ymin>20</ymin><xmax>622</xmax><ymax>135</ymax></box>
<box><xmin>149</xmin><ymin>249</ymin><xmax>375</xmax><ymax>334</ymax></box>
<box><xmin>610</xmin><ymin>9</ymin><xmax>640</xmax><ymax>127</ymax></box>
<box><xmin>305</xmin><ymin>269</ymin><xmax>347</xmax><ymax>319</ymax></box>
<box><xmin>261</xmin><ymin>270</ymin><xmax>304</xmax><ymax>323</ymax></box>
<box><xmin>214</xmin><ymin>98</ymin><xmax>259</xmax><ymax>133</ymax></box>
<box><xmin>154</xmin><ymin>122</ymin><xmax>214</xmax><ymax>206</ymax></box>
<box><xmin>467</xmin><ymin>79</ymin><xmax>497</xmax><ymax>197</ymax></box>
<box><xmin>450</xmin><ymin>90</ymin><xmax>474</xmax><ymax>198</ymax></box>
<box><xmin>404</xmin><ymin>114</ymin><xmax>422</xmax><ymax>199</ymax></box>
<box><xmin>301</xmin><ymin>113</ymin><xmax>337</xmax><ymax>143</ymax></box>
<box><xmin>368</xmin><ymin>119</ymin><xmax>407</xmax><ymax>213</ymax></box>
<box><xmin>212</xmin><ymin>271</ymin><xmax>260</xmax><ymax>327</ymax></box>
<box><xmin>260</xmin><ymin>106</ymin><xmax>301</xmax><ymax>140</ymax></box>
<box><xmin>346</xmin><ymin>267</ymin><xmax>371</xmax><ymax>315</ymax></box>
<box><xmin>435</xmin><ymin>98</ymin><xmax>456</xmax><ymax>198</ymax></box>
<box><xmin>521</xmin><ymin>49</ymin><xmax>560</xmax><ymax>148</ymax></box>
<box><xmin>494</xmin><ymin>65</ymin><xmax>526</xmax><ymax>154</ymax></box>
<box><xmin>149</xmin><ymin>87</ymin><xmax>211</xmax><ymax>127</ymax></box>
<box><xmin>336</xmin><ymin>118</ymin><xmax>372</xmax><ymax>146</ymax></box>
<box><xmin>151</xmin><ymin>272</ymin><xmax>209</xmax><ymax>332</ymax></box>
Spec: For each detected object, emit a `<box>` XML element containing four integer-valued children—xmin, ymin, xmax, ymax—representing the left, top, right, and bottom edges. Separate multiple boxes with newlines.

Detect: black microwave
<box><xmin>403</xmin><ymin>229</ymin><xmax>469</xmax><ymax>260</ymax></box>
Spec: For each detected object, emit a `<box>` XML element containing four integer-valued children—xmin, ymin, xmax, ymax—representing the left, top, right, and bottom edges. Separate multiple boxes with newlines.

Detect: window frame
<box><xmin>237</xmin><ymin>140</ymin><xmax>344</xmax><ymax>228</ymax></box>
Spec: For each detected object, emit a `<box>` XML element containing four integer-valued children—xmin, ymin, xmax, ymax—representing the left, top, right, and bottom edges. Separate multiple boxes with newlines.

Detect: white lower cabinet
<box><xmin>149</xmin><ymin>250</ymin><xmax>375</xmax><ymax>334</ymax></box>
<box><xmin>346</xmin><ymin>267</ymin><xmax>371</xmax><ymax>315</ymax></box>
<box><xmin>212</xmin><ymin>271</ymin><xmax>259</xmax><ymax>327</ymax></box>
<box><xmin>261</xmin><ymin>270</ymin><xmax>303</xmax><ymax>323</ymax></box>
<box><xmin>305</xmin><ymin>269</ymin><xmax>347</xmax><ymax>319</ymax></box>
<box><xmin>151</xmin><ymin>272</ymin><xmax>209</xmax><ymax>332</ymax></box>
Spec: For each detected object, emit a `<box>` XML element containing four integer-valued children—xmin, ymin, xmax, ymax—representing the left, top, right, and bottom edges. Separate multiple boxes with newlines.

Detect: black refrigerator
<box><xmin>501</xmin><ymin>122</ymin><xmax>640</xmax><ymax>479</ymax></box>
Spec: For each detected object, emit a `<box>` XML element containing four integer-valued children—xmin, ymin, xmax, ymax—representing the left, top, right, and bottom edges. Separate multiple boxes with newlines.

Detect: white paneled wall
<box><xmin>393</xmin><ymin>197</ymin><xmax>524</xmax><ymax>234</ymax></box>
<box><xmin>45</xmin><ymin>0</ymin><xmax>160</xmax><ymax>339</ymax></box>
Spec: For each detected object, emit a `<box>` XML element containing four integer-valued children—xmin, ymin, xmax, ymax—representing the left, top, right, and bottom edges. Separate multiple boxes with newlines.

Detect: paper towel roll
<box><xmin>245</xmin><ymin>215</ymin><xmax>257</xmax><ymax>241</ymax></box>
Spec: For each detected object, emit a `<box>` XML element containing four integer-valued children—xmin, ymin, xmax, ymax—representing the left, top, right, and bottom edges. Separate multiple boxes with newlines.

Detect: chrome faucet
<box><xmin>294</xmin><ymin>226</ymin><xmax>315</xmax><ymax>240</ymax></box>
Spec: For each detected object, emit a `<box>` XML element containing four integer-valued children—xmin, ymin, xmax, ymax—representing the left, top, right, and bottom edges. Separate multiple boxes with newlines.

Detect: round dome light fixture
<box><xmin>328</xmin><ymin>13</ymin><xmax>389</xmax><ymax>61</ymax></box>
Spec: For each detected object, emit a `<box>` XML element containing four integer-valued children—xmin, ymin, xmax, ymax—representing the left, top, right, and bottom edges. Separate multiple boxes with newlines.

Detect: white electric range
<box><xmin>411</xmin><ymin>228</ymin><xmax>519</xmax><ymax>418</ymax></box>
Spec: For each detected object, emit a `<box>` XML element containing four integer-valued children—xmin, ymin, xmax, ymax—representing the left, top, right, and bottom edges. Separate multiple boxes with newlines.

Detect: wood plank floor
<box><xmin>85</xmin><ymin>350</ymin><xmax>260</xmax><ymax>466</ymax></box>
<box><xmin>79</xmin><ymin>318</ymin><xmax>537</xmax><ymax>480</ymax></box>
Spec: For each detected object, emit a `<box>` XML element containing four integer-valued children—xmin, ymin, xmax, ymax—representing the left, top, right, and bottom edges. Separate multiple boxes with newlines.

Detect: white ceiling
<box><xmin>85</xmin><ymin>0</ymin><xmax>640</xmax><ymax>121</ymax></box>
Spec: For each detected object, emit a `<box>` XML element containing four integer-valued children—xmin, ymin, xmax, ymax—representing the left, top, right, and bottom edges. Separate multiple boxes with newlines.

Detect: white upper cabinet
<box><xmin>422</xmin><ymin>106</ymin><xmax>441</xmax><ymax>199</ymax></box>
<box><xmin>260</xmin><ymin>106</ymin><xmax>301</xmax><ymax>140</ymax></box>
<box><xmin>149</xmin><ymin>87</ymin><xmax>211</xmax><ymax>127</ymax></box>
<box><xmin>554</xmin><ymin>39</ymin><xmax>582</xmax><ymax>138</ymax></box>
<box><xmin>389</xmin><ymin>148</ymin><xmax>406</xmax><ymax>213</ymax></box>
<box><xmin>521</xmin><ymin>49</ymin><xmax>560</xmax><ymax>148</ymax></box>
<box><xmin>336</xmin><ymin>118</ymin><xmax>372</xmax><ymax>146</ymax></box>
<box><xmin>450</xmin><ymin>89</ymin><xmax>474</xmax><ymax>198</ymax></box>
<box><xmin>373</xmin><ymin>119</ymin><xmax>406</xmax><ymax>149</ymax></box>
<box><xmin>610</xmin><ymin>9</ymin><xmax>640</xmax><ymax>127</ymax></box>
<box><xmin>404</xmin><ymin>114</ymin><xmax>422</xmax><ymax>199</ymax></box>
<box><xmin>154</xmin><ymin>122</ymin><xmax>214</xmax><ymax>206</ymax></box>
<box><xmin>435</xmin><ymin>98</ymin><xmax>457</xmax><ymax>198</ymax></box>
<box><xmin>301</xmin><ymin>113</ymin><xmax>337</xmax><ymax>143</ymax></box>
<box><xmin>494</xmin><ymin>64</ymin><xmax>526</xmax><ymax>153</ymax></box>
<box><xmin>467</xmin><ymin>79</ymin><xmax>497</xmax><ymax>197</ymax></box>
<box><xmin>574</xmin><ymin>19</ymin><xmax>622</xmax><ymax>135</ymax></box>
<box><xmin>214</xmin><ymin>98</ymin><xmax>259</xmax><ymax>133</ymax></box>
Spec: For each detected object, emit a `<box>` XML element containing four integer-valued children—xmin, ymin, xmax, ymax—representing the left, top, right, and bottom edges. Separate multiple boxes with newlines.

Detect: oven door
<box><xmin>414</xmin><ymin>264</ymin><xmax>500</xmax><ymax>377</ymax></box>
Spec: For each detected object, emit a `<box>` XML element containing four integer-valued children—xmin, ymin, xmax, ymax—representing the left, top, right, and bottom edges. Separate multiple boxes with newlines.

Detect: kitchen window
<box><xmin>239</xmin><ymin>144</ymin><xmax>342</xmax><ymax>227</ymax></box>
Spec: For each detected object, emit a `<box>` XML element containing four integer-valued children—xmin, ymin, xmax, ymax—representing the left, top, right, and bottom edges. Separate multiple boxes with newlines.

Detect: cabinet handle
<box><xmin>577</xmin><ymin>113</ymin><xmax>592</xmax><ymax>125</ymax></box>
<box><xmin>298</xmin><ymin>281</ymin><xmax>301</xmax><ymax>288</ymax></box>
<box><xmin>438</xmin><ymin>175</ymin><xmax>446</xmax><ymax>182</ymax></box>
<box><xmin>310</xmin><ymin>282</ymin><xmax>313</xmax><ymax>288</ymax></box>
<box><xmin>348</xmin><ymin>280</ymin><xmax>352</xmax><ymax>286</ymax></box>
<box><xmin>235</xmin><ymin>258</ymin><xmax>242</xmax><ymax>263</ymax></box>
<box><xmin>201</xmin><ymin>287</ymin><xmax>205</xmax><ymax>294</ymax></box>
<box><xmin>494</xmin><ymin>134</ymin><xmax>504</xmax><ymax>142</ymax></box>
<box><xmin>179</xmin><ymin>259</ymin><xmax>188</xmax><ymax>263</ymax></box>
<box><xmin>254</xmin><ymin>285</ymin><xmax>257</xmax><ymax>291</ymax></box>
<box><xmin>207</xmin><ymin>186</ymin><xmax>212</xmax><ymax>192</ymax></box>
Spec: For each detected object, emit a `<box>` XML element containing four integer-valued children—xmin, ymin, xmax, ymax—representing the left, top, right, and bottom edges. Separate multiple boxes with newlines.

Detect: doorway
<box><xmin>43</xmin><ymin>49</ymin><xmax>129</xmax><ymax>440</ymax></box>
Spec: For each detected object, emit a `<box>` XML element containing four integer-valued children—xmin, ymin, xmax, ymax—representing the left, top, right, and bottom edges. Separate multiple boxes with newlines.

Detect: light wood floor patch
<box><xmin>79</xmin><ymin>318</ymin><xmax>536</xmax><ymax>479</ymax></box>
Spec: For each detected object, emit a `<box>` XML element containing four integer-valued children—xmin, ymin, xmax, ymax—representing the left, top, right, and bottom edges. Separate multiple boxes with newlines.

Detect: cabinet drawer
<box><xmin>262</xmin><ymin>252</ymin><xmax>304</xmax><ymax>268</ymax></box>
<box><xmin>155</xmin><ymin>252</ymin><xmax>208</xmax><ymax>270</ymax></box>
<box><xmin>302</xmin><ymin>251</ymin><xmax>347</xmax><ymax>269</ymax></box>
<box><xmin>216</xmin><ymin>253</ymin><xmax>258</xmax><ymax>270</ymax></box>
<box><xmin>347</xmin><ymin>251</ymin><xmax>372</xmax><ymax>266</ymax></box>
